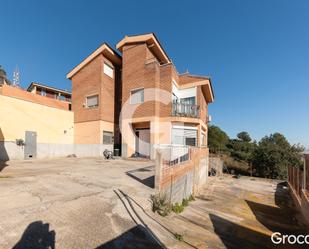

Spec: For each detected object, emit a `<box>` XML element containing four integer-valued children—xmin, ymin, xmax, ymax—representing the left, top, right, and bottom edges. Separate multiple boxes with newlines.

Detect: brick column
<box><xmin>155</xmin><ymin>149</ymin><xmax>163</xmax><ymax>191</ymax></box>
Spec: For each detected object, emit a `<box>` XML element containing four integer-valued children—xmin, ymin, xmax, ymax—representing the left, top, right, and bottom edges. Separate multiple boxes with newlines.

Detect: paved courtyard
<box><xmin>0</xmin><ymin>158</ymin><xmax>163</xmax><ymax>249</ymax></box>
<box><xmin>0</xmin><ymin>158</ymin><xmax>308</xmax><ymax>249</ymax></box>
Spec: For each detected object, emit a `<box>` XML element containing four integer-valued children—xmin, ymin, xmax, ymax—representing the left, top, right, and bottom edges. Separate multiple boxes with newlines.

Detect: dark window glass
<box><xmin>185</xmin><ymin>137</ymin><xmax>196</xmax><ymax>146</ymax></box>
<box><xmin>103</xmin><ymin>131</ymin><xmax>113</xmax><ymax>144</ymax></box>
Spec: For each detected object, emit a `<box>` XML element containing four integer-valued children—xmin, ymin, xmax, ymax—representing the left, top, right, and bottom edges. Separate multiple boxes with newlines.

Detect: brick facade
<box><xmin>122</xmin><ymin>44</ymin><xmax>157</xmax><ymax>118</ymax></box>
<box><xmin>67</xmin><ymin>33</ymin><xmax>214</xmax><ymax>153</ymax></box>
<box><xmin>155</xmin><ymin>147</ymin><xmax>209</xmax><ymax>203</ymax></box>
<box><xmin>70</xmin><ymin>51</ymin><xmax>121</xmax><ymax>144</ymax></box>
<box><xmin>72</xmin><ymin>54</ymin><xmax>111</xmax><ymax>123</ymax></box>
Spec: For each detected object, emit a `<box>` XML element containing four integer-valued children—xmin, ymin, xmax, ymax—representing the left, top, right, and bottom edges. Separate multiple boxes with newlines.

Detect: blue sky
<box><xmin>1</xmin><ymin>0</ymin><xmax>308</xmax><ymax>148</ymax></box>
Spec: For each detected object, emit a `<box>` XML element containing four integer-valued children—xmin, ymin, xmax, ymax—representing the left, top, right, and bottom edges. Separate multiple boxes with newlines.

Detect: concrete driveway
<box><xmin>1</xmin><ymin>159</ymin><xmax>308</xmax><ymax>249</ymax></box>
<box><xmin>0</xmin><ymin>157</ymin><xmax>167</xmax><ymax>249</ymax></box>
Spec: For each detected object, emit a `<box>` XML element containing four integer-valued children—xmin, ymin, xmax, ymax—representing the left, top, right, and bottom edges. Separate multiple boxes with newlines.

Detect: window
<box><xmin>130</xmin><ymin>88</ymin><xmax>144</xmax><ymax>104</ymax></box>
<box><xmin>172</xmin><ymin>127</ymin><xmax>197</xmax><ymax>146</ymax></box>
<box><xmin>86</xmin><ymin>95</ymin><xmax>99</xmax><ymax>108</ymax></box>
<box><xmin>41</xmin><ymin>90</ymin><xmax>46</xmax><ymax>96</ymax></box>
<box><xmin>185</xmin><ymin>137</ymin><xmax>196</xmax><ymax>146</ymax></box>
<box><xmin>103</xmin><ymin>63</ymin><xmax>114</xmax><ymax>78</ymax></box>
<box><xmin>180</xmin><ymin>97</ymin><xmax>196</xmax><ymax>105</ymax></box>
<box><xmin>103</xmin><ymin>131</ymin><xmax>113</xmax><ymax>144</ymax></box>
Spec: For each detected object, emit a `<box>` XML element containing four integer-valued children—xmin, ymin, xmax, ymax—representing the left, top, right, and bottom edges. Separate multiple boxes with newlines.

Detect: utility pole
<box><xmin>12</xmin><ymin>66</ymin><xmax>20</xmax><ymax>87</ymax></box>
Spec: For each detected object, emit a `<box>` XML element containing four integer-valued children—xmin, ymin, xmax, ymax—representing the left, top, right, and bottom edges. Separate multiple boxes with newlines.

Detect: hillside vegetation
<box><xmin>208</xmin><ymin>125</ymin><xmax>304</xmax><ymax>179</ymax></box>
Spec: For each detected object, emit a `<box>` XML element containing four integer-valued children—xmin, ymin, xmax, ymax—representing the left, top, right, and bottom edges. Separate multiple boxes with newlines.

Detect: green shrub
<box><xmin>182</xmin><ymin>198</ymin><xmax>189</xmax><ymax>207</ymax></box>
<box><xmin>188</xmin><ymin>195</ymin><xmax>195</xmax><ymax>202</ymax></box>
<box><xmin>150</xmin><ymin>194</ymin><xmax>171</xmax><ymax>216</ymax></box>
<box><xmin>174</xmin><ymin>233</ymin><xmax>184</xmax><ymax>241</ymax></box>
<box><xmin>172</xmin><ymin>202</ymin><xmax>184</xmax><ymax>213</ymax></box>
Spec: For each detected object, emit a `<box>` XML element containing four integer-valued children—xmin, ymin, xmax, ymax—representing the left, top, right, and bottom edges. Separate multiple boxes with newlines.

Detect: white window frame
<box><xmin>130</xmin><ymin>88</ymin><xmax>144</xmax><ymax>104</ymax></box>
<box><xmin>86</xmin><ymin>94</ymin><xmax>99</xmax><ymax>108</ymax></box>
<box><xmin>103</xmin><ymin>131</ymin><xmax>114</xmax><ymax>144</ymax></box>
<box><xmin>172</xmin><ymin>125</ymin><xmax>198</xmax><ymax>146</ymax></box>
<box><xmin>103</xmin><ymin>62</ymin><xmax>114</xmax><ymax>78</ymax></box>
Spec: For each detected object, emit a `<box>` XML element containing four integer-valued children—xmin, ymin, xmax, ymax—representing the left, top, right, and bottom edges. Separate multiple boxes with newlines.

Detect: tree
<box><xmin>237</xmin><ymin>131</ymin><xmax>252</xmax><ymax>142</ymax></box>
<box><xmin>252</xmin><ymin>133</ymin><xmax>304</xmax><ymax>179</ymax></box>
<box><xmin>0</xmin><ymin>65</ymin><xmax>6</xmax><ymax>75</ymax></box>
<box><xmin>208</xmin><ymin>125</ymin><xmax>229</xmax><ymax>154</ymax></box>
<box><xmin>227</xmin><ymin>131</ymin><xmax>256</xmax><ymax>163</ymax></box>
<box><xmin>0</xmin><ymin>66</ymin><xmax>10</xmax><ymax>85</ymax></box>
<box><xmin>227</xmin><ymin>138</ymin><xmax>256</xmax><ymax>163</ymax></box>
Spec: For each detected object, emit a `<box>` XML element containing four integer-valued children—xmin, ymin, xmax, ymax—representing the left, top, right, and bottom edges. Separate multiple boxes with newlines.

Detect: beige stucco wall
<box><xmin>0</xmin><ymin>95</ymin><xmax>73</xmax><ymax>144</ymax></box>
<box><xmin>121</xmin><ymin>117</ymin><xmax>173</xmax><ymax>158</ymax></box>
<box><xmin>74</xmin><ymin>120</ymin><xmax>114</xmax><ymax>144</ymax></box>
<box><xmin>121</xmin><ymin>115</ymin><xmax>208</xmax><ymax>158</ymax></box>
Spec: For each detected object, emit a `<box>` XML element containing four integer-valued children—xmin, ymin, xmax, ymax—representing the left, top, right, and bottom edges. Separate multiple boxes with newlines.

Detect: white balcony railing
<box><xmin>172</xmin><ymin>101</ymin><xmax>200</xmax><ymax>118</ymax></box>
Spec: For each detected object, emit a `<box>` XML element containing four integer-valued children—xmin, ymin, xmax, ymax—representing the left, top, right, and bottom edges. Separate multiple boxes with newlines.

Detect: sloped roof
<box><xmin>66</xmin><ymin>43</ymin><xmax>121</xmax><ymax>79</ymax></box>
<box><xmin>116</xmin><ymin>33</ymin><xmax>170</xmax><ymax>64</ymax></box>
<box><xmin>178</xmin><ymin>73</ymin><xmax>215</xmax><ymax>103</ymax></box>
<box><xmin>179</xmin><ymin>73</ymin><xmax>210</xmax><ymax>85</ymax></box>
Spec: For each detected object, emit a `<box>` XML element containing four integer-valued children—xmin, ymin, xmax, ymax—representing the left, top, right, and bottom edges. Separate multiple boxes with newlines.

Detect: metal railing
<box><xmin>172</xmin><ymin>101</ymin><xmax>200</xmax><ymax>118</ymax></box>
<box><xmin>155</xmin><ymin>144</ymin><xmax>190</xmax><ymax>166</ymax></box>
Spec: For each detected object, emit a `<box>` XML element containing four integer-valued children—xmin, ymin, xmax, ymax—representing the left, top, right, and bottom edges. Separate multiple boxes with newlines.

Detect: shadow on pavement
<box><xmin>126</xmin><ymin>166</ymin><xmax>155</xmax><ymax>188</ymax></box>
<box><xmin>246</xmin><ymin>182</ymin><xmax>309</xmax><ymax>235</ymax></box>
<box><xmin>113</xmin><ymin>189</ymin><xmax>166</xmax><ymax>248</ymax></box>
<box><xmin>95</xmin><ymin>225</ymin><xmax>163</xmax><ymax>249</ymax></box>
<box><xmin>12</xmin><ymin>221</ymin><xmax>55</xmax><ymax>249</ymax></box>
<box><xmin>0</xmin><ymin>160</ymin><xmax>8</xmax><ymax>172</ymax></box>
<box><xmin>210</xmin><ymin>213</ymin><xmax>288</xmax><ymax>249</ymax></box>
<box><xmin>115</xmin><ymin>189</ymin><xmax>201</xmax><ymax>249</ymax></box>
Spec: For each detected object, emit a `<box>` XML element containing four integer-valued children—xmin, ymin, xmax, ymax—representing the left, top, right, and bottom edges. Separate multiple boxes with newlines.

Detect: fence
<box><xmin>155</xmin><ymin>145</ymin><xmax>209</xmax><ymax>204</ymax></box>
<box><xmin>288</xmin><ymin>166</ymin><xmax>304</xmax><ymax>198</ymax></box>
<box><xmin>305</xmin><ymin>155</ymin><xmax>309</xmax><ymax>192</ymax></box>
<box><xmin>158</xmin><ymin>145</ymin><xmax>190</xmax><ymax>166</ymax></box>
<box><xmin>287</xmin><ymin>154</ymin><xmax>309</xmax><ymax>223</ymax></box>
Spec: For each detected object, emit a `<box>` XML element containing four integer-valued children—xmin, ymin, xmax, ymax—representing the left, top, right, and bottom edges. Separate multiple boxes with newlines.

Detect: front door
<box><xmin>135</xmin><ymin>129</ymin><xmax>150</xmax><ymax>157</ymax></box>
<box><xmin>24</xmin><ymin>131</ymin><xmax>37</xmax><ymax>159</ymax></box>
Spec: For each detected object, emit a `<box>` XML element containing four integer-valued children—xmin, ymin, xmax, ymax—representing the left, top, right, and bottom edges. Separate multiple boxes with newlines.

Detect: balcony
<box><xmin>172</xmin><ymin>101</ymin><xmax>200</xmax><ymax>118</ymax></box>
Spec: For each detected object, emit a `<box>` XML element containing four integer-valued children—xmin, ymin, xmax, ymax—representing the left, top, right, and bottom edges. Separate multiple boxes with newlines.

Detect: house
<box><xmin>27</xmin><ymin>82</ymin><xmax>71</xmax><ymax>102</ymax></box>
<box><xmin>67</xmin><ymin>33</ymin><xmax>214</xmax><ymax>159</ymax></box>
<box><xmin>0</xmin><ymin>33</ymin><xmax>214</xmax><ymax>161</ymax></box>
<box><xmin>0</xmin><ymin>83</ymin><xmax>73</xmax><ymax>160</ymax></box>
<box><xmin>67</xmin><ymin>43</ymin><xmax>122</xmax><ymax>148</ymax></box>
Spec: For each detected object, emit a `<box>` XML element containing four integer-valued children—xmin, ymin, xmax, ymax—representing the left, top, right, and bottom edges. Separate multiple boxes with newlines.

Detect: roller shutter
<box><xmin>172</xmin><ymin>127</ymin><xmax>197</xmax><ymax>146</ymax></box>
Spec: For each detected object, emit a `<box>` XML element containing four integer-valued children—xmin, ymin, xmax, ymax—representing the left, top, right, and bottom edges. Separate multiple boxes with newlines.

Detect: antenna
<box><xmin>13</xmin><ymin>66</ymin><xmax>20</xmax><ymax>87</ymax></box>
